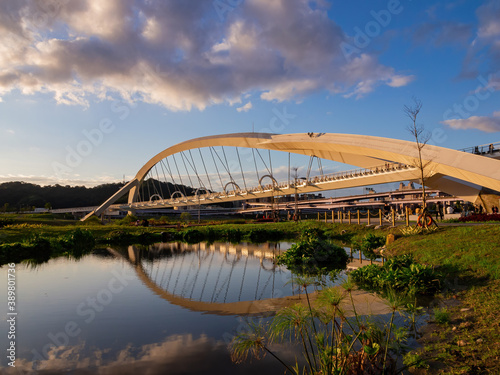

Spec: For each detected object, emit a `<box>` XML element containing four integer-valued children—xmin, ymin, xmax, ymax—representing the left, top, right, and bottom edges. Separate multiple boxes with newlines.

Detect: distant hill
<box><xmin>0</xmin><ymin>179</ymin><xmax>197</xmax><ymax>210</ymax></box>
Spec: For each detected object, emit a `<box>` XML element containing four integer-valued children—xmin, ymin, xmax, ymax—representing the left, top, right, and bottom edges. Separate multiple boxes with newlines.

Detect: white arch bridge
<box><xmin>83</xmin><ymin>133</ymin><xmax>500</xmax><ymax>220</ymax></box>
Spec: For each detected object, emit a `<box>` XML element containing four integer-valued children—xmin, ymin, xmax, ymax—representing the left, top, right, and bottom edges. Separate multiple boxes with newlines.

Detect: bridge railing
<box><xmin>124</xmin><ymin>161</ymin><xmax>415</xmax><ymax>209</ymax></box>
<box><xmin>459</xmin><ymin>142</ymin><xmax>500</xmax><ymax>155</ymax></box>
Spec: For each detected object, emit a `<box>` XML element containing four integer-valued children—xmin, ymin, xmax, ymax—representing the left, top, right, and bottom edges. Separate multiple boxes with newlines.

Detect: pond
<box><xmin>0</xmin><ymin>241</ymin><xmax>389</xmax><ymax>374</ymax></box>
<box><xmin>0</xmin><ymin>241</ymin><xmax>308</xmax><ymax>374</ymax></box>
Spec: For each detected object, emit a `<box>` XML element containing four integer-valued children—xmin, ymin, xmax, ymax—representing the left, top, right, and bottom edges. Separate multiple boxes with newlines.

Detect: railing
<box><xmin>459</xmin><ymin>142</ymin><xmax>500</xmax><ymax>155</ymax></box>
<box><xmin>125</xmin><ymin>161</ymin><xmax>416</xmax><ymax>209</ymax></box>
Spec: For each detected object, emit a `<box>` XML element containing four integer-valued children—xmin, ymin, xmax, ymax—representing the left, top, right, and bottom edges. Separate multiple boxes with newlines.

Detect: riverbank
<box><xmin>387</xmin><ymin>225</ymin><xmax>500</xmax><ymax>373</ymax></box>
<box><xmin>1</xmin><ymin>214</ymin><xmax>499</xmax><ymax>373</ymax></box>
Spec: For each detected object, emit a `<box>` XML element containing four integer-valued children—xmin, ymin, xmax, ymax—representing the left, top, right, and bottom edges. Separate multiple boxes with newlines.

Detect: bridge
<box><xmin>83</xmin><ymin>133</ymin><xmax>500</xmax><ymax>220</ymax></box>
<box><xmin>107</xmin><ymin>243</ymin><xmax>388</xmax><ymax>316</ymax></box>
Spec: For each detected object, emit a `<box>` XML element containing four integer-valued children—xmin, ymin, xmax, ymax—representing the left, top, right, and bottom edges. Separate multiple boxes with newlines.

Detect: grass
<box><xmin>433</xmin><ymin>308</ymin><xmax>451</xmax><ymax>325</ymax></box>
<box><xmin>387</xmin><ymin>225</ymin><xmax>500</xmax><ymax>280</ymax></box>
<box><xmin>387</xmin><ymin>224</ymin><xmax>500</xmax><ymax>374</ymax></box>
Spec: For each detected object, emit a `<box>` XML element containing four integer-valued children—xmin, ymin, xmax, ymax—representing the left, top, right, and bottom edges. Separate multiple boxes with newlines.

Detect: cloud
<box><xmin>236</xmin><ymin>101</ymin><xmax>252</xmax><ymax>112</ymax></box>
<box><xmin>460</xmin><ymin>1</ymin><xmax>500</xmax><ymax>82</ymax></box>
<box><xmin>8</xmin><ymin>333</ymin><xmax>299</xmax><ymax>375</ymax></box>
<box><xmin>0</xmin><ymin>0</ymin><xmax>413</xmax><ymax>111</ymax></box>
<box><xmin>441</xmin><ymin>111</ymin><xmax>500</xmax><ymax>133</ymax></box>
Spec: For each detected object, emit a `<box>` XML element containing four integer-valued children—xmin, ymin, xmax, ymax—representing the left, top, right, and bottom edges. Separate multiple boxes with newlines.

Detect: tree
<box><xmin>404</xmin><ymin>98</ymin><xmax>435</xmax><ymax>228</ymax></box>
<box><xmin>45</xmin><ymin>202</ymin><xmax>52</xmax><ymax>211</ymax></box>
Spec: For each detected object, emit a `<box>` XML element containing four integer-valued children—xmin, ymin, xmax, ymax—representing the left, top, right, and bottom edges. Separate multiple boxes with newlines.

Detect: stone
<box><xmin>457</xmin><ymin>340</ymin><xmax>467</xmax><ymax>347</ymax></box>
<box><xmin>460</xmin><ymin>308</ymin><xmax>472</xmax><ymax>312</ymax></box>
<box><xmin>476</xmin><ymin>338</ymin><xmax>483</xmax><ymax>343</ymax></box>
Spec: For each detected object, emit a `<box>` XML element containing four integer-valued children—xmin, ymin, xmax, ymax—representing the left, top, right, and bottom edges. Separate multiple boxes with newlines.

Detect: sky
<box><xmin>0</xmin><ymin>0</ymin><xmax>499</xmax><ymax>187</ymax></box>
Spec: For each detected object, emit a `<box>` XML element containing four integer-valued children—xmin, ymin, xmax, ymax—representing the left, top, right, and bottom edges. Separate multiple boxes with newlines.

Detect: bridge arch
<box><xmin>84</xmin><ymin>132</ymin><xmax>500</xmax><ymax>219</ymax></box>
<box><xmin>258</xmin><ymin>174</ymin><xmax>279</xmax><ymax>191</ymax></box>
<box><xmin>223</xmin><ymin>181</ymin><xmax>241</xmax><ymax>194</ymax></box>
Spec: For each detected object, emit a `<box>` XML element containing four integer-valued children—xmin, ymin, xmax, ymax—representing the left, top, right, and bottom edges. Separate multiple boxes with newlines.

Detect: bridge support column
<box><xmin>476</xmin><ymin>189</ymin><xmax>500</xmax><ymax>213</ymax></box>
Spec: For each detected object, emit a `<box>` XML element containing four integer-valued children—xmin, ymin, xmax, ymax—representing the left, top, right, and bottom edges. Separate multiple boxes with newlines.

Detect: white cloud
<box><xmin>5</xmin><ymin>129</ymin><xmax>15</xmax><ymax>135</ymax></box>
<box><xmin>0</xmin><ymin>0</ymin><xmax>413</xmax><ymax>111</ymax></box>
<box><xmin>441</xmin><ymin>111</ymin><xmax>500</xmax><ymax>133</ymax></box>
<box><xmin>236</xmin><ymin>101</ymin><xmax>252</xmax><ymax>112</ymax></box>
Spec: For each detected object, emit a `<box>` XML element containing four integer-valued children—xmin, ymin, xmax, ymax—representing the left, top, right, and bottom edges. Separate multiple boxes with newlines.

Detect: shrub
<box><xmin>353</xmin><ymin>233</ymin><xmax>385</xmax><ymax>260</ymax></box>
<box><xmin>81</xmin><ymin>215</ymin><xmax>102</xmax><ymax>226</ymax></box>
<box><xmin>275</xmin><ymin>229</ymin><xmax>348</xmax><ymax>276</ymax></box>
<box><xmin>434</xmin><ymin>307</ymin><xmax>450</xmax><ymax>325</ymax></box>
<box><xmin>182</xmin><ymin>229</ymin><xmax>204</xmax><ymax>243</ymax></box>
<box><xmin>115</xmin><ymin>215</ymin><xmax>138</xmax><ymax>226</ymax></box>
<box><xmin>180</xmin><ymin>212</ymin><xmax>192</xmax><ymax>223</ymax></box>
<box><xmin>351</xmin><ymin>254</ymin><xmax>442</xmax><ymax>296</ymax></box>
<box><xmin>458</xmin><ymin>213</ymin><xmax>500</xmax><ymax>222</ymax></box>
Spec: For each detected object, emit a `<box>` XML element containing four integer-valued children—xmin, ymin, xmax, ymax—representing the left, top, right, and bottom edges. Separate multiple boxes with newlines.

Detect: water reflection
<box><xmin>108</xmin><ymin>242</ymin><xmax>313</xmax><ymax>315</ymax></box>
<box><xmin>7</xmin><ymin>333</ymin><xmax>301</xmax><ymax>375</ymax></box>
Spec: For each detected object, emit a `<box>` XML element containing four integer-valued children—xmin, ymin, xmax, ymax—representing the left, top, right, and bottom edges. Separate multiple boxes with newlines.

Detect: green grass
<box><xmin>387</xmin><ymin>224</ymin><xmax>500</xmax><ymax>373</ymax></box>
<box><xmin>433</xmin><ymin>308</ymin><xmax>451</xmax><ymax>325</ymax></box>
<box><xmin>387</xmin><ymin>225</ymin><xmax>500</xmax><ymax>279</ymax></box>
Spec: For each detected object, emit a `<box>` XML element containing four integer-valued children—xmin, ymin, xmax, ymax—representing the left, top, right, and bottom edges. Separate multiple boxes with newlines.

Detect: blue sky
<box><xmin>0</xmin><ymin>0</ymin><xmax>499</xmax><ymax>187</ymax></box>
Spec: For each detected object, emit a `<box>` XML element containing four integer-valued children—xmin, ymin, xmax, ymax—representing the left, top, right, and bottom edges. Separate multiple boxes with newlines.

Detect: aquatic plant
<box><xmin>350</xmin><ymin>254</ymin><xmax>442</xmax><ymax>296</ymax></box>
<box><xmin>275</xmin><ymin>229</ymin><xmax>348</xmax><ymax>277</ymax></box>
<box><xmin>230</xmin><ymin>276</ymin><xmax>419</xmax><ymax>374</ymax></box>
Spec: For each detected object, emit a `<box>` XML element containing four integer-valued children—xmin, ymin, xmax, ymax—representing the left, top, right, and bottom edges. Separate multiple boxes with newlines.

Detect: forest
<box><xmin>0</xmin><ymin>179</ymin><xmax>197</xmax><ymax>210</ymax></box>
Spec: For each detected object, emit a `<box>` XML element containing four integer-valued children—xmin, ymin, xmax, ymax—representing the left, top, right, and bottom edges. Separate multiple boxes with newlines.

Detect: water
<box><xmin>0</xmin><ymin>242</ymin><xmax>309</xmax><ymax>374</ymax></box>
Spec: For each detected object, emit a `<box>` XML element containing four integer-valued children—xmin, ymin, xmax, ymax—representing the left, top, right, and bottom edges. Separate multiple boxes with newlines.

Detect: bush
<box><xmin>180</xmin><ymin>212</ymin><xmax>192</xmax><ymax>223</ymax></box>
<box><xmin>182</xmin><ymin>229</ymin><xmax>204</xmax><ymax>243</ymax></box>
<box><xmin>81</xmin><ymin>215</ymin><xmax>102</xmax><ymax>226</ymax></box>
<box><xmin>275</xmin><ymin>229</ymin><xmax>348</xmax><ymax>276</ymax></box>
<box><xmin>458</xmin><ymin>213</ymin><xmax>500</xmax><ymax>222</ymax></box>
<box><xmin>434</xmin><ymin>307</ymin><xmax>450</xmax><ymax>324</ymax></box>
<box><xmin>353</xmin><ymin>233</ymin><xmax>385</xmax><ymax>260</ymax></box>
<box><xmin>351</xmin><ymin>254</ymin><xmax>442</xmax><ymax>296</ymax></box>
<box><xmin>116</xmin><ymin>215</ymin><xmax>138</xmax><ymax>226</ymax></box>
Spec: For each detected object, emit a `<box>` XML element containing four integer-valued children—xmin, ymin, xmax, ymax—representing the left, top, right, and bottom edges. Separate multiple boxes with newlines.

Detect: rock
<box><xmin>457</xmin><ymin>340</ymin><xmax>467</xmax><ymax>347</ymax></box>
<box><xmin>452</xmin><ymin>326</ymin><xmax>457</xmax><ymax>331</ymax></box>
<box><xmin>476</xmin><ymin>338</ymin><xmax>483</xmax><ymax>343</ymax></box>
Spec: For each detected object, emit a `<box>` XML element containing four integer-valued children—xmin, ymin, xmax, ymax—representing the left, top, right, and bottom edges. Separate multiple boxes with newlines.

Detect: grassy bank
<box><xmin>387</xmin><ymin>225</ymin><xmax>500</xmax><ymax>374</ymax></box>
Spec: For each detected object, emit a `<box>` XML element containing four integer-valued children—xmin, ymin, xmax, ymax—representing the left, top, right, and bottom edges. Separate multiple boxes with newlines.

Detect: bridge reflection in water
<box><xmin>107</xmin><ymin>242</ymin><xmax>314</xmax><ymax>315</ymax></box>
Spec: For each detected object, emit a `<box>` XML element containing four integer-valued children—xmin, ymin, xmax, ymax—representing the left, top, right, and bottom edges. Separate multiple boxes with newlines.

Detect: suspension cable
<box><xmin>172</xmin><ymin>154</ymin><xmax>188</xmax><ymax>197</ymax></box>
<box><xmin>199</xmin><ymin>148</ymin><xmax>214</xmax><ymax>192</ymax></box>
<box><xmin>180</xmin><ymin>152</ymin><xmax>194</xmax><ymax>189</ymax></box>
<box><xmin>209</xmin><ymin>147</ymin><xmax>224</xmax><ymax>192</ymax></box>
<box><xmin>236</xmin><ymin>147</ymin><xmax>247</xmax><ymax>191</ymax></box>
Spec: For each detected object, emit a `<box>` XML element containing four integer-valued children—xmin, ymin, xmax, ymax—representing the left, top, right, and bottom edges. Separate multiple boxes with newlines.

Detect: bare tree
<box><xmin>404</xmin><ymin>98</ymin><xmax>434</xmax><ymax>227</ymax></box>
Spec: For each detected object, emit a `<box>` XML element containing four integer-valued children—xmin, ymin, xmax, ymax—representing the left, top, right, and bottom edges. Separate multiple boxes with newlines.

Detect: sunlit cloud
<box><xmin>236</xmin><ymin>101</ymin><xmax>252</xmax><ymax>112</ymax></box>
<box><xmin>441</xmin><ymin>111</ymin><xmax>500</xmax><ymax>133</ymax></box>
<box><xmin>0</xmin><ymin>0</ymin><xmax>413</xmax><ymax>112</ymax></box>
